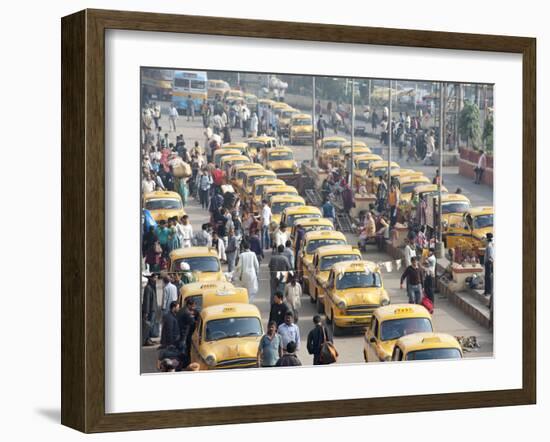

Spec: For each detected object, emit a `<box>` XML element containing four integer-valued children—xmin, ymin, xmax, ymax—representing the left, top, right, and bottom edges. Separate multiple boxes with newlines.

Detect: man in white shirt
<box><xmin>179</xmin><ymin>215</ymin><xmax>193</xmax><ymax>248</ymax></box>
<box><xmin>168</xmin><ymin>104</ymin><xmax>178</xmax><ymax>132</ymax></box>
<box><xmin>484</xmin><ymin>233</ymin><xmax>494</xmax><ymax>295</ymax></box>
<box><xmin>403</xmin><ymin>239</ymin><xmax>416</xmax><ymax>268</ymax></box>
<box><xmin>278</xmin><ymin>312</ymin><xmax>300</xmax><ymax>352</ymax></box>
<box><xmin>274</xmin><ymin>224</ymin><xmax>290</xmax><ymax>248</ymax></box>
<box><xmin>423</xmin><ymin>248</ymin><xmax>437</xmax><ymax>303</ymax></box>
<box><xmin>261</xmin><ymin>200</ymin><xmax>272</xmax><ymax>250</ymax></box>
<box><xmin>161</xmin><ymin>276</ymin><xmax>178</xmax><ymax>315</ymax></box>
<box><xmin>142</xmin><ymin>174</ymin><xmax>156</xmax><ymax>194</ymax></box>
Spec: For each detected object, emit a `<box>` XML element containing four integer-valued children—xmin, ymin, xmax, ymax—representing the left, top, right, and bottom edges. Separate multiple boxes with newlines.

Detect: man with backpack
<box><xmin>307</xmin><ymin>315</ymin><xmax>334</xmax><ymax>365</ymax></box>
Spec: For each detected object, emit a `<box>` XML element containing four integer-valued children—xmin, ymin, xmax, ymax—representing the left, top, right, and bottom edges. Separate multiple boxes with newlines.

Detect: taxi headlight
<box><xmin>381</xmin><ymin>298</ymin><xmax>390</xmax><ymax>306</ymax></box>
<box><xmin>382</xmin><ymin>355</ymin><xmax>392</xmax><ymax>362</ymax></box>
<box><xmin>205</xmin><ymin>354</ymin><xmax>217</xmax><ymax>367</ymax></box>
<box><xmin>337</xmin><ymin>300</ymin><xmax>346</xmax><ymax>310</ymax></box>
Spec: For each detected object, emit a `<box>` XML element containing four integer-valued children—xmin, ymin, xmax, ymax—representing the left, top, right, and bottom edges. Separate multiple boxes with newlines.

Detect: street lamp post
<box><xmin>350</xmin><ymin>78</ymin><xmax>355</xmax><ymax>186</ymax></box>
<box><xmin>312</xmin><ymin>76</ymin><xmax>316</xmax><ymax>167</ymax></box>
<box><xmin>387</xmin><ymin>80</ymin><xmax>392</xmax><ymax>200</ymax></box>
<box><xmin>436</xmin><ymin>82</ymin><xmax>446</xmax><ymax>259</ymax></box>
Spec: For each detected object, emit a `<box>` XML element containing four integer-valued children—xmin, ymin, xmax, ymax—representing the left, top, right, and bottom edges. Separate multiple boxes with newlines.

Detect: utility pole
<box><xmin>312</xmin><ymin>76</ymin><xmax>316</xmax><ymax>167</ymax></box>
<box><xmin>387</xmin><ymin>79</ymin><xmax>392</xmax><ymax>199</ymax></box>
<box><xmin>436</xmin><ymin>82</ymin><xmax>445</xmax><ymax>259</ymax></box>
<box><xmin>350</xmin><ymin>78</ymin><xmax>355</xmax><ymax>186</ymax></box>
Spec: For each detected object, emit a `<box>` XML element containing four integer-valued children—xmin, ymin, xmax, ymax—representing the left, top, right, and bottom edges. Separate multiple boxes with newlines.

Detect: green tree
<box><xmin>482</xmin><ymin>114</ymin><xmax>494</xmax><ymax>153</ymax></box>
<box><xmin>458</xmin><ymin>100</ymin><xmax>482</xmax><ymax>148</ymax></box>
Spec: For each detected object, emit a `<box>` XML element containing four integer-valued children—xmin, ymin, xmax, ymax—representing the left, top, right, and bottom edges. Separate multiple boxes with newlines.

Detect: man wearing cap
<box><xmin>484</xmin><ymin>233</ymin><xmax>494</xmax><ymax>296</ymax></box>
<box><xmin>277</xmin><ymin>311</ymin><xmax>301</xmax><ymax>353</ymax></box>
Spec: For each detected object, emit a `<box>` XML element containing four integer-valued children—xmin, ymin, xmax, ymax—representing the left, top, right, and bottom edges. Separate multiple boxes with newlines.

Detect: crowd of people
<box><xmin>140</xmin><ymin>100</ymin><xmax>337</xmax><ymax>372</ymax></box>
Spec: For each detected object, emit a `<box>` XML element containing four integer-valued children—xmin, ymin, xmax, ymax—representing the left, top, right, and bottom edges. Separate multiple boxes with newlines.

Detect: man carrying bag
<box><xmin>307</xmin><ymin>315</ymin><xmax>338</xmax><ymax>365</ymax></box>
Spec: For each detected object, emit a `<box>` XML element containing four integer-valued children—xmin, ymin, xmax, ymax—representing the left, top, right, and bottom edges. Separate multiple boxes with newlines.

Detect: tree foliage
<box><xmin>482</xmin><ymin>114</ymin><xmax>494</xmax><ymax>153</ymax></box>
<box><xmin>458</xmin><ymin>100</ymin><xmax>482</xmax><ymax>148</ymax></box>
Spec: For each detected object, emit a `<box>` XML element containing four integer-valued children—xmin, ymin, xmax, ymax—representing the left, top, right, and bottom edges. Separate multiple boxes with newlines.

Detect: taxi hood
<box><xmin>150</xmin><ymin>209</ymin><xmax>183</xmax><ymax>221</ymax></box>
<box><xmin>202</xmin><ymin>336</ymin><xmax>261</xmax><ymax>362</ymax></box>
<box><xmin>338</xmin><ymin>287</ymin><xmax>388</xmax><ymax>305</ymax></box>
<box><xmin>193</xmin><ymin>271</ymin><xmax>225</xmax><ymax>282</ymax></box>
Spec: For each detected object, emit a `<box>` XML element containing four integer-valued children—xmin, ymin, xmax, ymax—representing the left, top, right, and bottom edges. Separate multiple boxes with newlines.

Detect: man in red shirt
<box><xmin>211</xmin><ymin>164</ymin><xmax>224</xmax><ymax>192</ymax></box>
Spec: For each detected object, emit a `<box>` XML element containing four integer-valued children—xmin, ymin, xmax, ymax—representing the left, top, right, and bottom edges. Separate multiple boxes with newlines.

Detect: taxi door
<box><xmin>445</xmin><ymin>213</ymin><xmax>473</xmax><ymax>249</ymax></box>
<box><xmin>364</xmin><ymin>317</ymin><xmax>380</xmax><ymax>362</ymax></box>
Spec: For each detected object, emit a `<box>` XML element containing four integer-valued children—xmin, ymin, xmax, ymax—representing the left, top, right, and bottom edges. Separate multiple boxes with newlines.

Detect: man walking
<box><xmin>307</xmin><ymin>315</ymin><xmax>332</xmax><ymax>365</ymax></box>
<box><xmin>400</xmin><ymin>257</ymin><xmax>423</xmax><ymax>304</ymax></box>
<box><xmin>484</xmin><ymin>233</ymin><xmax>494</xmax><ymax>296</ymax></box>
<box><xmin>322</xmin><ymin>197</ymin><xmax>336</xmax><ymax>225</ymax></box>
<box><xmin>225</xmin><ymin>228</ymin><xmax>238</xmax><ymax>273</ymax></box>
<box><xmin>235</xmin><ymin>239</ymin><xmax>260</xmax><ymax>302</ymax></box>
<box><xmin>268</xmin><ymin>292</ymin><xmax>290</xmax><ymax>326</ymax></box>
<box><xmin>423</xmin><ymin>247</ymin><xmax>436</xmax><ymax>304</ymax></box>
<box><xmin>161</xmin><ymin>276</ymin><xmax>178</xmax><ymax>316</ymax></box>
<box><xmin>260</xmin><ymin>200</ymin><xmax>272</xmax><ymax>250</ymax></box>
<box><xmin>475</xmin><ymin>150</ymin><xmax>487</xmax><ymax>184</ymax></box>
<box><xmin>186</xmin><ymin>95</ymin><xmax>195</xmax><ymax>121</ymax></box>
<box><xmin>277</xmin><ymin>311</ymin><xmax>300</xmax><ymax>352</ymax></box>
<box><xmin>168</xmin><ymin>104</ymin><xmax>178</xmax><ymax>132</ymax></box>
<box><xmin>269</xmin><ymin>245</ymin><xmax>292</xmax><ymax>304</ymax></box>
<box><xmin>160</xmin><ymin>301</ymin><xmax>180</xmax><ymax>348</ymax></box>
<box><xmin>257</xmin><ymin>321</ymin><xmax>283</xmax><ymax>368</ymax></box>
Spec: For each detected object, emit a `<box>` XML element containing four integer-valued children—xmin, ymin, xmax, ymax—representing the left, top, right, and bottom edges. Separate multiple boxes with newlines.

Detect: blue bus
<box><xmin>172</xmin><ymin>70</ymin><xmax>208</xmax><ymax>114</ymax></box>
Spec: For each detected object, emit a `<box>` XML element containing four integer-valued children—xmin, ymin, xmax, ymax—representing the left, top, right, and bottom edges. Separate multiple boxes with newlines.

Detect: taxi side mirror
<box><xmin>369</xmin><ymin>337</ymin><xmax>376</xmax><ymax>343</ymax></box>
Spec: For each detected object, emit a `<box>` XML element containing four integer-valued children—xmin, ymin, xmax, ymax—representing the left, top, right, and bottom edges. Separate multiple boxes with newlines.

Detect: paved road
<box><xmin>141</xmin><ymin>109</ymin><xmax>493</xmax><ymax>373</ymax></box>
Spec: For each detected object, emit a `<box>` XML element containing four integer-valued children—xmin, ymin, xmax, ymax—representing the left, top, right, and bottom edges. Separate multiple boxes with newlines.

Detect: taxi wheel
<box><xmin>330</xmin><ymin>313</ymin><xmax>343</xmax><ymax>337</ymax></box>
<box><xmin>363</xmin><ymin>349</ymin><xmax>368</xmax><ymax>363</ymax></box>
<box><xmin>303</xmin><ymin>279</ymin><xmax>310</xmax><ymax>296</ymax></box>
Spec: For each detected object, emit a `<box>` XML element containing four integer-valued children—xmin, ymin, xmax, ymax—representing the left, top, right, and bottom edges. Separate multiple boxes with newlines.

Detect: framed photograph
<box><xmin>61</xmin><ymin>9</ymin><xmax>536</xmax><ymax>433</ymax></box>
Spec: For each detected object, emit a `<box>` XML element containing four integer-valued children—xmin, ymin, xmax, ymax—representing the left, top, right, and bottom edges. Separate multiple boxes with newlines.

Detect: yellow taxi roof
<box><xmin>264</xmin><ymin>185</ymin><xmax>298</xmax><ymax>195</ymax></box>
<box><xmin>200</xmin><ymin>302</ymin><xmax>261</xmax><ymax>322</ymax></box>
<box><xmin>397</xmin><ymin>332</ymin><xmax>462</xmax><ymax>352</ymax></box>
<box><xmin>246</xmin><ymin>170</ymin><xmax>276</xmax><ymax>178</ymax></box>
<box><xmin>441</xmin><ymin>193</ymin><xmax>471</xmax><ymax>203</ymax></box>
<box><xmin>214</xmin><ymin>149</ymin><xmax>241</xmax><ymax>158</ymax></box>
<box><xmin>304</xmin><ymin>230</ymin><xmax>346</xmax><ymax>242</ymax></box>
<box><xmin>269</xmin><ymin>146</ymin><xmax>293</xmax><ymax>153</ymax></box>
<box><xmin>295</xmin><ymin>217</ymin><xmax>334</xmax><ymax>227</ymax></box>
<box><xmin>227</xmin><ymin>89</ymin><xmax>243</xmax><ymax>95</ymax></box>
<box><xmin>222</xmin><ymin>142</ymin><xmax>248</xmax><ymax>149</ymax></box>
<box><xmin>244</xmin><ymin>93</ymin><xmax>257</xmax><ymax>99</ymax></box>
<box><xmin>292</xmin><ymin>113</ymin><xmax>312</xmax><ymax>120</ymax></box>
<box><xmin>258</xmin><ymin>98</ymin><xmax>276</xmax><ymax>105</ymax></box>
<box><xmin>342</xmin><ymin>141</ymin><xmax>368</xmax><ymax>148</ymax></box>
<box><xmin>371</xmin><ymin>160</ymin><xmax>400</xmax><ymax>169</ymax></box>
<box><xmin>143</xmin><ymin>191</ymin><xmax>181</xmax><ymax>201</ymax></box>
<box><xmin>414</xmin><ymin>184</ymin><xmax>448</xmax><ymax>194</ymax></box>
<box><xmin>221</xmin><ymin>155</ymin><xmax>250</xmax><ymax>163</ymax></box>
<box><xmin>180</xmin><ymin>281</ymin><xmax>236</xmax><ymax>297</ymax></box>
<box><xmin>391</xmin><ymin>168</ymin><xmax>416</xmax><ymax>177</ymax></box>
<box><xmin>400</xmin><ymin>175</ymin><xmax>430</xmax><ymax>186</ymax></box>
<box><xmin>234</xmin><ymin>163</ymin><xmax>264</xmax><ymax>173</ymax></box>
<box><xmin>254</xmin><ymin>178</ymin><xmax>285</xmax><ymax>187</ymax></box>
<box><xmin>355</xmin><ymin>154</ymin><xmax>383</xmax><ymax>162</ymax></box>
<box><xmin>270</xmin><ymin>194</ymin><xmax>305</xmax><ymax>204</ymax></box>
<box><xmin>283</xmin><ymin>205</ymin><xmax>321</xmax><ymax>215</ymax></box>
<box><xmin>468</xmin><ymin>206</ymin><xmax>494</xmax><ymax>216</ymax></box>
<box><xmin>322</xmin><ymin>136</ymin><xmax>348</xmax><ymax>143</ymax></box>
<box><xmin>314</xmin><ymin>244</ymin><xmax>360</xmax><ymax>258</ymax></box>
<box><xmin>374</xmin><ymin>303</ymin><xmax>432</xmax><ymax>322</ymax></box>
<box><xmin>332</xmin><ymin>260</ymin><xmax>380</xmax><ymax>274</ymax></box>
<box><xmin>273</xmin><ymin>102</ymin><xmax>292</xmax><ymax>109</ymax></box>
<box><xmin>169</xmin><ymin>246</ymin><xmax>217</xmax><ymax>260</ymax></box>
<box><xmin>247</xmin><ymin>136</ymin><xmax>277</xmax><ymax>143</ymax></box>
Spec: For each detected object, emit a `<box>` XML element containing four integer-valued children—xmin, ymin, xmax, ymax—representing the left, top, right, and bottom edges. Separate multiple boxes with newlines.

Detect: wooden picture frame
<box><xmin>61</xmin><ymin>8</ymin><xmax>536</xmax><ymax>433</ymax></box>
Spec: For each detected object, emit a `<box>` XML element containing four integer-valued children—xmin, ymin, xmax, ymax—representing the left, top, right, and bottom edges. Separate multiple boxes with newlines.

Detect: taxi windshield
<box><xmin>269</xmin><ymin>152</ymin><xmax>293</xmax><ymax>161</ymax></box>
<box><xmin>287</xmin><ymin>213</ymin><xmax>320</xmax><ymax>226</ymax></box>
<box><xmin>322</xmin><ymin>141</ymin><xmax>343</xmax><ymax>149</ymax></box>
<box><xmin>373</xmin><ymin>167</ymin><xmax>398</xmax><ymax>177</ymax></box>
<box><xmin>306</xmin><ymin>239</ymin><xmax>346</xmax><ymax>254</ymax></box>
<box><xmin>357</xmin><ymin>161</ymin><xmax>370</xmax><ymax>170</ymax></box>
<box><xmin>442</xmin><ymin>202</ymin><xmax>470</xmax><ymax>214</ymax></box>
<box><xmin>248</xmin><ymin>175</ymin><xmax>272</xmax><ymax>187</ymax></box>
<box><xmin>174</xmin><ymin>257</ymin><xmax>220</xmax><ymax>272</ymax></box>
<box><xmin>304</xmin><ymin>225</ymin><xmax>333</xmax><ymax>234</ymax></box>
<box><xmin>473</xmin><ymin>214</ymin><xmax>494</xmax><ymax>229</ymax></box>
<box><xmin>282</xmin><ymin>111</ymin><xmax>296</xmax><ymax>118</ymax></box>
<box><xmin>320</xmin><ymin>254</ymin><xmax>360</xmax><ymax>271</ymax></box>
<box><xmin>293</xmin><ymin>118</ymin><xmax>311</xmax><ymax>126</ymax></box>
<box><xmin>380</xmin><ymin>318</ymin><xmax>433</xmax><ymax>341</ymax></box>
<box><xmin>145</xmin><ymin>199</ymin><xmax>182</xmax><ymax>210</ymax></box>
<box><xmin>336</xmin><ymin>271</ymin><xmax>381</xmax><ymax>289</ymax></box>
<box><xmin>406</xmin><ymin>348</ymin><xmax>462</xmax><ymax>361</ymax></box>
<box><xmin>205</xmin><ymin>317</ymin><xmax>262</xmax><ymax>341</ymax></box>
<box><xmin>271</xmin><ymin>201</ymin><xmax>303</xmax><ymax>214</ymax></box>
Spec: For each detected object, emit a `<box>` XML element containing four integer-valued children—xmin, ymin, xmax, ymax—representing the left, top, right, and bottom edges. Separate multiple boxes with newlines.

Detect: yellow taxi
<box><xmin>444</xmin><ymin>206</ymin><xmax>494</xmax><ymax>254</ymax></box>
<box><xmin>289</xmin><ymin>113</ymin><xmax>313</xmax><ymax>145</ymax></box>
<box><xmin>290</xmin><ymin>217</ymin><xmax>334</xmax><ymax>244</ymax></box>
<box><xmin>262</xmin><ymin>184</ymin><xmax>299</xmax><ymax>204</ymax></box>
<box><xmin>352</xmin><ymin>153</ymin><xmax>383</xmax><ymax>186</ymax></box>
<box><xmin>207</xmin><ymin>79</ymin><xmax>230</xmax><ymax>100</ymax></box>
<box><xmin>178</xmin><ymin>281</ymin><xmax>248</xmax><ymax>313</ymax></box>
<box><xmin>441</xmin><ymin>193</ymin><xmax>471</xmax><ymax>225</ymax></box>
<box><xmin>366</xmin><ymin>160</ymin><xmax>401</xmax><ymax>193</ymax></box>
<box><xmin>221</xmin><ymin>142</ymin><xmax>252</xmax><ymax>159</ymax></box>
<box><xmin>269</xmin><ymin>194</ymin><xmax>306</xmax><ymax>226</ymax></box>
<box><xmin>264</xmin><ymin>146</ymin><xmax>299</xmax><ymax>176</ymax></box>
<box><xmin>413</xmin><ymin>183</ymin><xmax>448</xmax><ymax>199</ymax></box>
<box><xmin>363</xmin><ymin>304</ymin><xmax>433</xmax><ymax>362</ymax></box>
<box><xmin>143</xmin><ymin>191</ymin><xmax>185</xmax><ymax>222</ymax></box>
<box><xmin>213</xmin><ymin>148</ymin><xmax>242</xmax><ymax>168</ymax></box>
<box><xmin>322</xmin><ymin>260</ymin><xmax>390</xmax><ymax>335</ymax></box>
<box><xmin>272</xmin><ymin>101</ymin><xmax>293</xmax><ymax>116</ymax></box>
<box><xmin>219</xmin><ymin>154</ymin><xmax>251</xmax><ymax>177</ymax></box>
<box><xmin>230</xmin><ymin>163</ymin><xmax>264</xmax><ymax>188</ymax></box>
<box><xmin>306</xmin><ymin>244</ymin><xmax>362</xmax><ymax>313</ymax></box>
<box><xmin>340</xmin><ymin>141</ymin><xmax>372</xmax><ymax>164</ymax></box>
<box><xmin>247</xmin><ymin>136</ymin><xmax>278</xmax><ymax>160</ymax></box>
<box><xmin>169</xmin><ymin>247</ymin><xmax>225</xmax><ymax>282</ymax></box>
<box><xmin>279</xmin><ymin>107</ymin><xmax>300</xmax><ymax>136</ymax></box>
<box><xmin>244</xmin><ymin>93</ymin><xmax>257</xmax><ymax>111</ymax></box>
<box><xmin>297</xmin><ymin>230</ymin><xmax>347</xmax><ymax>277</ymax></box>
<box><xmin>399</xmin><ymin>175</ymin><xmax>431</xmax><ymax>202</ymax></box>
<box><xmin>241</xmin><ymin>169</ymin><xmax>277</xmax><ymax>201</ymax></box>
<box><xmin>391</xmin><ymin>333</ymin><xmax>463</xmax><ymax>361</ymax></box>
<box><xmin>249</xmin><ymin>178</ymin><xmax>285</xmax><ymax>212</ymax></box>
<box><xmin>224</xmin><ymin>89</ymin><xmax>244</xmax><ymax>101</ymax></box>
<box><xmin>280</xmin><ymin>205</ymin><xmax>322</xmax><ymax>228</ymax></box>
<box><xmin>190</xmin><ymin>303</ymin><xmax>263</xmax><ymax>370</ymax></box>
<box><xmin>317</xmin><ymin>136</ymin><xmax>348</xmax><ymax>168</ymax></box>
